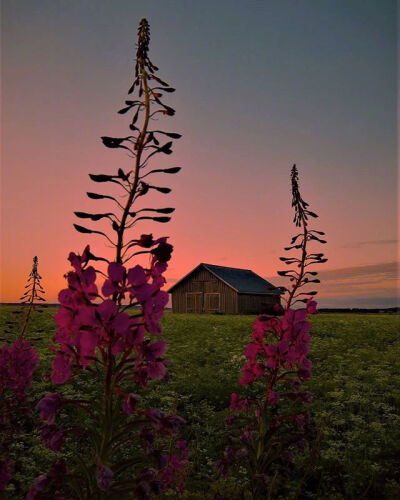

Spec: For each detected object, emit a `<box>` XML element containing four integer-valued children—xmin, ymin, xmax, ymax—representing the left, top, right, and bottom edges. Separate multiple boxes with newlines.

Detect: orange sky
<box><xmin>1</xmin><ymin>1</ymin><xmax>398</xmax><ymax>308</ymax></box>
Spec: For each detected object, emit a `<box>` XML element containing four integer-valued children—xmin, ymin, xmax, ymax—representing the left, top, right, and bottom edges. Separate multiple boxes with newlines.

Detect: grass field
<box><xmin>1</xmin><ymin>307</ymin><xmax>400</xmax><ymax>499</ymax></box>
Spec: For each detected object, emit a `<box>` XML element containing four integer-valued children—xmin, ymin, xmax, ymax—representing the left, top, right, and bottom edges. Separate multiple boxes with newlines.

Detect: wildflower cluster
<box><xmin>0</xmin><ymin>257</ymin><xmax>43</xmax><ymax>496</ymax></box>
<box><xmin>51</xmin><ymin>239</ymin><xmax>171</xmax><ymax>385</ymax></box>
<box><xmin>31</xmin><ymin>18</ymin><xmax>187</xmax><ymax>498</ymax></box>
<box><xmin>219</xmin><ymin>166</ymin><xmax>326</xmax><ymax>498</ymax></box>
<box><xmin>31</xmin><ymin>244</ymin><xmax>188</xmax><ymax>497</ymax></box>
<box><xmin>0</xmin><ymin>339</ymin><xmax>39</xmax><ymax>494</ymax></box>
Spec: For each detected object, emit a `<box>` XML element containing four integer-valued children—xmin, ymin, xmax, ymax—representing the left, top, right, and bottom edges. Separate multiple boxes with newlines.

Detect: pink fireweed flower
<box><xmin>52</xmin><ymin>245</ymin><xmax>172</xmax><ymax>382</ymax></box>
<box><xmin>239</xmin><ymin>361</ymin><xmax>265</xmax><ymax>386</ymax></box>
<box><xmin>229</xmin><ymin>393</ymin><xmax>252</xmax><ymax>413</ymax></box>
<box><xmin>40</xmin><ymin>424</ymin><xmax>65</xmax><ymax>452</ymax></box>
<box><xmin>96</xmin><ymin>462</ymin><xmax>114</xmax><ymax>491</ymax></box>
<box><xmin>145</xmin><ymin>410</ymin><xmax>185</xmax><ymax>435</ymax></box>
<box><xmin>51</xmin><ymin>351</ymin><xmax>73</xmax><ymax>384</ymax></box>
<box><xmin>122</xmin><ymin>393</ymin><xmax>140</xmax><ymax>414</ymax></box>
<box><xmin>216</xmin><ymin>446</ymin><xmax>234</xmax><ymax>477</ymax></box>
<box><xmin>143</xmin><ymin>291</ymin><xmax>169</xmax><ymax>335</ymax></box>
<box><xmin>102</xmin><ymin>262</ymin><xmax>127</xmax><ymax>297</ymax></box>
<box><xmin>244</xmin><ymin>343</ymin><xmax>259</xmax><ymax>362</ymax></box>
<box><xmin>0</xmin><ymin>339</ymin><xmax>38</xmax><ymax>398</ymax></box>
<box><xmin>127</xmin><ymin>265</ymin><xmax>154</xmax><ymax>303</ymax></box>
<box><xmin>306</xmin><ymin>298</ymin><xmax>318</xmax><ymax>315</ymax></box>
<box><xmin>36</xmin><ymin>393</ymin><xmax>64</xmax><ymax>425</ymax></box>
<box><xmin>158</xmin><ymin>440</ymin><xmax>189</xmax><ymax>493</ymax></box>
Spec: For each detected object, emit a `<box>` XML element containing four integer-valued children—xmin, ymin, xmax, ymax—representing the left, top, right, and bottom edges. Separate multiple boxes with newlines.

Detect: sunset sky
<box><xmin>1</xmin><ymin>0</ymin><xmax>398</xmax><ymax>307</ymax></box>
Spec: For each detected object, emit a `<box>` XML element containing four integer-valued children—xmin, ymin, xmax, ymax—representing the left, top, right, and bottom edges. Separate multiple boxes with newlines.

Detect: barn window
<box><xmin>205</xmin><ymin>293</ymin><xmax>220</xmax><ymax>312</ymax></box>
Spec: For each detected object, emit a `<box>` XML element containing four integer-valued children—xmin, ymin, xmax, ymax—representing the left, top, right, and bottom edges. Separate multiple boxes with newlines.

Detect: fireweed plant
<box><xmin>31</xmin><ymin>19</ymin><xmax>188</xmax><ymax>499</ymax></box>
<box><xmin>3</xmin><ymin>256</ymin><xmax>47</xmax><ymax>340</ymax></box>
<box><xmin>0</xmin><ymin>257</ymin><xmax>44</xmax><ymax>495</ymax></box>
<box><xmin>217</xmin><ymin>165</ymin><xmax>327</xmax><ymax>498</ymax></box>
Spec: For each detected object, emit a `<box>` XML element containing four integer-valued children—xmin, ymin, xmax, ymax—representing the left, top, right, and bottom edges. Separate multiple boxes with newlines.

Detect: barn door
<box><xmin>186</xmin><ymin>292</ymin><xmax>203</xmax><ymax>313</ymax></box>
<box><xmin>205</xmin><ymin>293</ymin><xmax>220</xmax><ymax>313</ymax></box>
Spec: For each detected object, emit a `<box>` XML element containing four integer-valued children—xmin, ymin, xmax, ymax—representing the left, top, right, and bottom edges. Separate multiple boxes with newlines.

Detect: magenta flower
<box><xmin>147</xmin><ymin>361</ymin><xmax>167</xmax><ymax>380</ymax></box>
<box><xmin>143</xmin><ymin>291</ymin><xmax>169</xmax><ymax>334</ymax></box>
<box><xmin>36</xmin><ymin>393</ymin><xmax>64</xmax><ymax>424</ymax></box>
<box><xmin>40</xmin><ymin>425</ymin><xmax>65</xmax><ymax>451</ymax></box>
<box><xmin>306</xmin><ymin>298</ymin><xmax>318</xmax><ymax>315</ymax></box>
<box><xmin>122</xmin><ymin>393</ymin><xmax>140</xmax><ymax>414</ymax></box>
<box><xmin>146</xmin><ymin>410</ymin><xmax>185</xmax><ymax>435</ymax></box>
<box><xmin>102</xmin><ymin>262</ymin><xmax>127</xmax><ymax>296</ymax></box>
<box><xmin>0</xmin><ymin>339</ymin><xmax>38</xmax><ymax>397</ymax></box>
<box><xmin>229</xmin><ymin>393</ymin><xmax>251</xmax><ymax>413</ymax></box>
<box><xmin>239</xmin><ymin>361</ymin><xmax>265</xmax><ymax>386</ymax></box>
<box><xmin>96</xmin><ymin>462</ymin><xmax>114</xmax><ymax>491</ymax></box>
<box><xmin>158</xmin><ymin>440</ymin><xmax>189</xmax><ymax>492</ymax></box>
<box><xmin>27</xmin><ymin>474</ymin><xmax>49</xmax><ymax>499</ymax></box>
<box><xmin>51</xmin><ymin>352</ymin><xmax>73</xmax><ymax>384</ymax></box>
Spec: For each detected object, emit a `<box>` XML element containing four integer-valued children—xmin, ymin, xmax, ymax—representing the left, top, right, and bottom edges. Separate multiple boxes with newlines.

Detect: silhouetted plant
<box><xmin>3</xmin><ymin>256</ymin><xmax>46</xmax><ymax>340</ymax></box>
<box><xmin>217</xmin><ymin>165</ymin><xmax>327</xmax><ymax>498</ymax></box>
<box><xmin>31</xmin><ymin>19</ymin><xmax>188</xmax><ymax>499</ymax></box>
<box><xmin>19</xmin><ymin>256</ymin><xmax>47</xmax><ymax>338</ymax></box>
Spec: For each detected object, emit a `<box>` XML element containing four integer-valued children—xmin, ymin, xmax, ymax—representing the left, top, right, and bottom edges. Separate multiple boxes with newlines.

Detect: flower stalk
<box><xmin>218</xmin><ymin>165</ymin><xmax>327</xmax><ymax>498</ymax></box>
<box><xmin>32</xmin><ymin>19</ymin><xmax>188</xmax><ymax>499</ymax></box>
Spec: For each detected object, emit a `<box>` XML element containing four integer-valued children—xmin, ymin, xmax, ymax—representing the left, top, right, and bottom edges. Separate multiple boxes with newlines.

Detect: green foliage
<box><xmin>1</xmin><ymin>306</ymin><xmax>399</xmax><ymax>498</ymax></box>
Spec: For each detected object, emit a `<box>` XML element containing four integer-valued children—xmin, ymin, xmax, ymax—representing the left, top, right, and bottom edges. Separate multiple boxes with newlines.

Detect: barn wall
<box><xmin>171</xmin><ymin>267</ymin><xmax>237</xmax><ymax>314</ymax></box>
<box><xmin>238</xmin><ymin>293</ymin><xmax>281</xmax><ymax>315</ymax></box>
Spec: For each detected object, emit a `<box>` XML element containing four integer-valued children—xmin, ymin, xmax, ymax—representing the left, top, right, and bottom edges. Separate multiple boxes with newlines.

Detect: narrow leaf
<box><xmin>74</xmin><ymin>224</ymin><xmax>94</xmax><ymax>234</ymax></box>
<box><xmin>118</xmin><ymin>105</ymin><xmax>134</xmax><ymax>115</ymax></box>
<box><xmin>153</xmin><ymin>87</ymin><xmax>176</xmax><ymax>93</ymax></box>
<box><xmin>74</xmin><ymin>212</ymin><xmax>113</xmax><ymax>221</ymax></box>
<box><xmin>87</xmin><ymin>193</ymin><xmax>118</xmax><ymax>202</ymax></box>
<box><xmin>101</xmin><ymin>136</ymin><xmax>132</xmax><ymax>149</ymax></box>
<box><xmin>152</xmin><ymin>186</ymin><xmax>171</xmax><ymax>194</ymax></box>
<box><xmin>152</xmin><ymin>217</ymin><xmax>171</xmax><ymax>223</ymax></box>
<box><xmin>89</xmin><ymin>174</ymin><xmax>117</xmax><ymax>183</ymax></box>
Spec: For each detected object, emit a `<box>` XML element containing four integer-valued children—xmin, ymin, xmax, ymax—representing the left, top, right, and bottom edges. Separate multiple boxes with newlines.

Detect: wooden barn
<box><xmin>168</xmin><ymin>263</ymin><xmax>281</xmax><ymax>315</ymax></box>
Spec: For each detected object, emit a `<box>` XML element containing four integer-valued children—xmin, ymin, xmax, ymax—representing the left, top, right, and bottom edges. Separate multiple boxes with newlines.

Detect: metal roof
<box><xmin>168</xmin><ymin>263</ymin><xmax>281</xmax><ymax>295</ymax></box>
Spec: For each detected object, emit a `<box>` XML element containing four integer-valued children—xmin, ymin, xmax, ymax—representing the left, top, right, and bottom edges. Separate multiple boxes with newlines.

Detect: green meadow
<box><xmin>1</xmin><ymin>307</ymin><xmax>400</xmax><ymax>499</ymax></box>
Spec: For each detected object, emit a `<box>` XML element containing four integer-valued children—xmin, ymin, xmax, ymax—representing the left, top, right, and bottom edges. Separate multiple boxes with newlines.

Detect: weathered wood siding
<box><xmin>238</xmin><ymin>293</ymin><xmax>280</xmax><ymax>315</ymax></box>
<box><xmin>171</xmin><ymin>267</ymin><xmax>238</xmax><ymax>314</ymax></box>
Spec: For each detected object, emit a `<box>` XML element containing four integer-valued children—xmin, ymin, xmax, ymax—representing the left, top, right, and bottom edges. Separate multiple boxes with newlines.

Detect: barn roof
<box><xmin>168</xmin><ymin>263</ymin><xmax>281</xmax><ymax>295</ymax></box>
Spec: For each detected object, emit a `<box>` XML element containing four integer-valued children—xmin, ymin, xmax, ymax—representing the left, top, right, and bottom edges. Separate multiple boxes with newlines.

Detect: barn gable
<box><xmin>168</xmin><ymin>263</ymin><xmax>281</xmax><ymax>314</ymax></box>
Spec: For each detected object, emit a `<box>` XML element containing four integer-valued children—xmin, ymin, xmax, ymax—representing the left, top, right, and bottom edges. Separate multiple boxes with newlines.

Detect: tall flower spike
<box><xmin>34</xmin><ymin>19</ymin><xmax>187</xmax><ymax>498</ymax></box>
<box><xmin>73</xmin><ymin>17</ymin><xmax>181</xmax><ymax>266</ymax></box>
<box><xmin>5</xmin><ymin>256</ymin><xmax>47</xmax><ymax>340</ymax></box>
<box><xmin>279</xmin><ymin>165</ymin><xmax>327</xmax><ymax>308</ymax></box>
<box><xmin>219</xmin><ymin>165</ymin><xmax>327</xmax><ymax>498</ymax></box>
